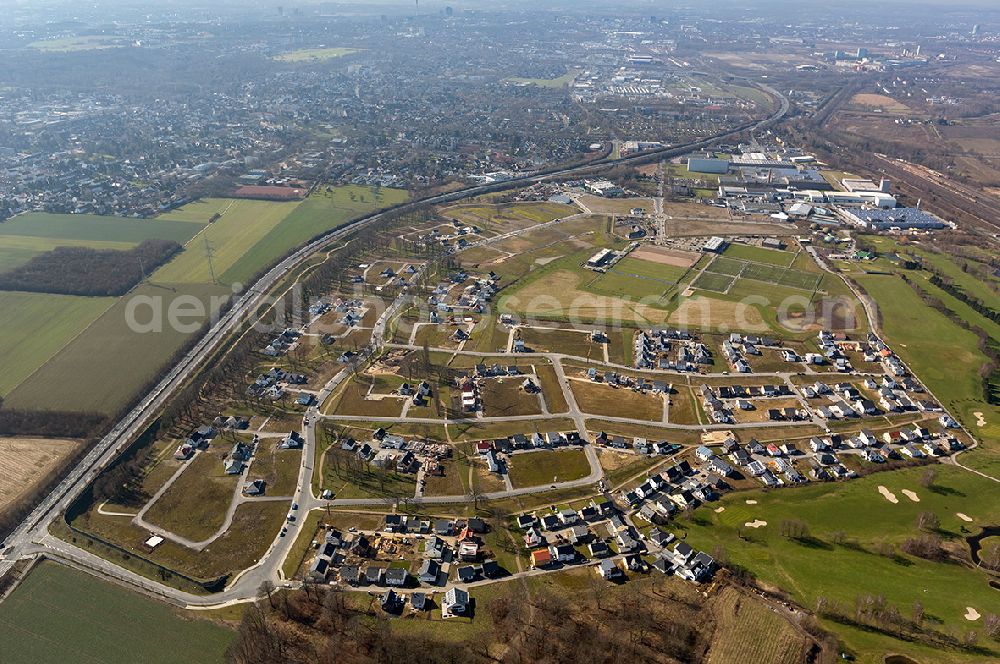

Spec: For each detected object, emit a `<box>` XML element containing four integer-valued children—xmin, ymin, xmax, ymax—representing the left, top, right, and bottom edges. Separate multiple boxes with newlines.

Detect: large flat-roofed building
<box><xmin>842</xmin><ymin>207</ymin><xmax>951</xmax><ymax>231</ymax></box>
<box><xmin>687</xmin><ymin>157</ymin><xmax>730</xmax><ymax>174</ymax></box>
<box><xmin>703</xmin><ymin>236</ymin><xmax>728</xmax><ymax>253</ymax></box>
<box><xmin>799</xmin><ymin>190</ymin><xmax>897</xmax><ymax>209</ymax></box>
<box><xmin>842</xmin><ymin>178</ymin><xmax>891</xmax><ymax>193</ymax></box>
<box><xmin>587</xmin><ymin>248</ymin><xmax>616</xmax><ymax>268</ymax></box>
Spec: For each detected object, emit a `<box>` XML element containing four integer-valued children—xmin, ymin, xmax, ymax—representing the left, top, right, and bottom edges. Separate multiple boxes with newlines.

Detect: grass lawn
<box><xmin>855</xmin><ymin>272</ymin><xmax>1000</xmax><ymax>447</ymax></box>
<box><xmin>678</xmin><ymin>465</ymin><xmax>1000</xmax><ymax>646</ymax></box>
<box><xmin>152</xmin><ymin>199</ymin><xmax>300</xmax><ymax>284</ymax></box>
<box><xmin>0</xmin><ymin>561</ymin><xmax>233</xmax><ymax>664</ymax></box>
<box><xmin>570</xmin><ymin>381</ymin><xmax>663</xmax><ymax>421</ymax></box>
<box><xmin>0</xmin><ymin>212</ymin><xmax>202</xmax><ymax>245</ymax></box>
<box><xmin>275</xmin><ymin>47</ymin><xmax>360</xmax><ymax>62</ymax></box>
<box><xmin>422</xmin><ymin>457</ymin><xmax>469</xmax><ymax>497</ymax></box>
<box><xmin>322</xmin><ymin>374</ymin><xmax>407</xmax><ymax>418</ymax></box>
<box><xmin>723</xmin><ymin>243</ymin><xmax>795</xmax><ymax>267</ymax></box>
<box><xmin>4</xmin><ymin>282</ymin><xmax>231</xmax><ymax>413</ymax></box>
<box><xmin>28</xmin><ymin>36</ymin><xmax>125</xmax><ymax>51</ymax></box>
<box><xmin>534</xmin><ymin>364</ymin><xmax>569</xmax><ymax>413</ymax></box>
<box><xmin>143</xmin><ymin>448</ymin><xmax>239</xmax><ymax>542</ymax></box>
<box><xmin>0</xmin><ymin>292</ymin><xmax>115</xmax><ymax>396</ymax></box>
<box><xmin>508</xmin><ymin>449</ymin><xmax>592</xmax><ymax>488</ymax></box>
<box><xmin>319</xmin><ymin>448</ymin><xmax>416</xmax><ymax>500</ymax></box>
<box><xmin>692</xmin><ymin>271</ymin><xmax>735</xmax><ymax>293</ymax></box>
<box><xmin>612</xmin><ymin>256</ymin><xmax>690</xmax><ymax>282</ymax></box>
<box><xmin>250</xmin><ymin>438</ymin><xmax>302</xmax><ymax>496</ymax></box>
<box><xmin>586</xmin><ymin>269</ymin><xmax>673</xmax><ymax>301</ymax></box>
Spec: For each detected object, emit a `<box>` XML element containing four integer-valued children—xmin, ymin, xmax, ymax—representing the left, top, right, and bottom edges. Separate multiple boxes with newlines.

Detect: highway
<box><xmin>0</xmin><ymin>83</ymin><xmax>790</xmax><ymax>603</ymax></box>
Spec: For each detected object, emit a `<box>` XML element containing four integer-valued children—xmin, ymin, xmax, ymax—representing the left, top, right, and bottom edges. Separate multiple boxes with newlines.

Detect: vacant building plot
<box><xmin>4</xmin><ymin>282</ymin><xmax>231</xmax><ymax>414</ymax></box>
<box><xmin>0</xmin><ymin>437</ymin><xmax>79</xmax><ymax>510</ymax></box>
<box><xmin>0</xmin><ymin>561</ymin><xmax>233</xmax><ymax>664</ymax></box>
<box><xmin>0</xmin><ymin>292</ymin><xmax>115</xmax><ymax>396</ymax></box>
<box><xmin>152</xmin><ymin>199</ymin><xmax>300</xmax><ymax>285</ymax></box>
<box><xmin>250</xmin><ymin>438</ymin><xmax>302</xmax><ymax>496</ymax></box>
<box><xmin>318</xmin><ymin>447</ymin><xmax>417</xmax><ymax>500</ymax></box>
<box><xmin>570</xmin><ymin>381</ymin><xmax>663</xmax><ymax>421</ymax></box>
<box><xmin>480</xmin><ymin>378</ymin><xmax>543</xmax><ymax>417</ymax></box>
<box><xmin>508</xmin><ymin>448</ymin><xmax>592</xmax><ymax>488</ymax></box>
<box><xmin>142</xmin><ymin>447</ymin><xmax>241</xmax><ymax>542</ymax></box>
<box><xmin>517</xmin><ymin>326</ymin><xmax>603</xmax><ymax>359</ymax></box>
<box><xmin>322</xmin><ymin>374</ymin><xmax>407</xmax><ymax>418</ymax></box>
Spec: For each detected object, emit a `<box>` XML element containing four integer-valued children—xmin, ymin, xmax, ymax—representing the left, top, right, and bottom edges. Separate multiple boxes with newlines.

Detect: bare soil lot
<box><xmin>0</xmin><ymin>437</ymin><xmax>79</xmax><ymax>509</ymax></box>
<box><xmin>631</xmin><ymin>245</ymin><xmax>700</xmax><ymax>268</ymax></box>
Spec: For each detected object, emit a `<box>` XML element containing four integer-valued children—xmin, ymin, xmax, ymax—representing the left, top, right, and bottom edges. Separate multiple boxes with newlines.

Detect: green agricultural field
<box><xmin>152</xmin><ymin>199</ymin><xmax>300</xmax><ymax>284</ymax></box>
<box><xmin>506</xmin><ymin>68</ymin><xmax>582</xmax><ymax>88</ymax></box>
<box><xmin>508</xmin><ymin>448</ymin><xmax>592</xmax><ymax>488</ymax></box>
<box><xmin>218</xmin><ymin>185</ymin><xmax>409</xmax><ymax>284</ymax></box>
<box><xmin>0</xmin><ymin>212</ymin><xmax>202</xmax><ymax>245</ymax></box>
<box><xmin>4</xmin><ymin>282</ymin><xmax>231</xmax><ymax>413</ymax></box>
<box><xmin>678</xmin><ymin>465</ymin><xmax>1000</xmax><ymax>648</ymax></box>
<box><xmin>0</xmin><ymin>561</ymin><xmax>233</xmax><ymax>664</ymax></box>
<box><xmin>0</xmin><ymin>292</ymin><xmax>115</xmax><ymax>396</ymax></box>
<box><xmin>0</xmin><ymin>235</ymin><xmax>137</xmax><ymax>272</ymax></box>
<box><xmin>29</xmin><ymin>35</ymin><xmax>126</xmax><ymax>52</ymax></box>
<box><xmin>723</xmin><ymin>243</ymin><xmax>795</xmax><ymax>266</ymax></box>
<box><xmin>157</xmin><ymin>198</ymin><xmax>240</xmax><ymax>224</ymax></box>
<box><xmin>275</xmin><ymin>47</ymin><xmax>360</xmax><ymax>62</ymax></box>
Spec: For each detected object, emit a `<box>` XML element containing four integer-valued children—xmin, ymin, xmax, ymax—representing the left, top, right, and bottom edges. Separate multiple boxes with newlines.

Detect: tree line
<box><xmin>0</xmin><ymin>239</ymin><xmax>180</xmax><ymax>296</ymax></box>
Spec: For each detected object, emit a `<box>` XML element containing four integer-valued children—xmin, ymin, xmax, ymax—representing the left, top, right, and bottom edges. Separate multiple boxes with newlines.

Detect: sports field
<box><xmin>4</xmin><ymin>282</ymin><xmax>231</xmax><ymax>413</ymax></box>
<box><xmin>0</xmin><ymin>561</ymin><xmax>233</xmax><ymax>664</ymax></box>
<box><xmin>723</xmin><ymin>243</ymin><xmax>794</xmax><ymax>266</ymax></box>
<box><xmin>692</xmin><ymin>271</ymin><xmax>735</xmax><ymax>293</ymax></box>
<box><xmin>703</xmin><ymin>254</ymin><xmax>821</xmax><ymax>291</ymax></box>
<box><xmin>0</xmin><ymin>291</ymin><xmax>115</xmax><ymax>396</ymax></box>
<box><xmin>506</xmin><ymin>68</ymin><xmax>582</xmax><ymax>88</ymax></box>
<box><xmin>679</xmin><ymin>465</ymin><xmax>1000</xmax><ymax>640</ymax></box>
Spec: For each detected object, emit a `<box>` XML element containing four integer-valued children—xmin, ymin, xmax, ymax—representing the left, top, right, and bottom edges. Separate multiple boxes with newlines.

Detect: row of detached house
<box><xmin>634</xmin><ymin>328</ymin><xmax>713</xmax><ymax>372</ymax></box>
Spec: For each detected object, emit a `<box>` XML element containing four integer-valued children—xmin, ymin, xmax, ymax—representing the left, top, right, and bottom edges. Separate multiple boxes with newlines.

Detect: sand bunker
<box><xmin>878</xmin><ymin>486</ymin><xmax>899</xmax><ymax>504</ymax></box>
<box><xmin>714</xmin><ymin>506</ymin><xmax>726</xmax><ymax>513</ymax></box>
<box><xmin>744</xmin><ymin>520</ymin><xmax>767</xmax><ymax>528</ymax></box>
<box><xmin>745</xmin><ymin>499</ymin><xmax>758</xmax><ymax>505</ymax></box>
<box><xmin>974</xmin><ymin>411</ymin><xmax>986</xmax><ymax>427</ymax></box>
<box><xmin>901</xmin><ymin>489</ymin><xmax>920</xmax><ymax>502</ymax></box>
<box><xmin>965</xmin><ymin>607</ymin><xmax>981</xmax><ymax>621</ymax></box>
<box><xmin>956</xmin><ymin>513</ymin><xmax>973</xmax><ymax>522</ymax></box>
